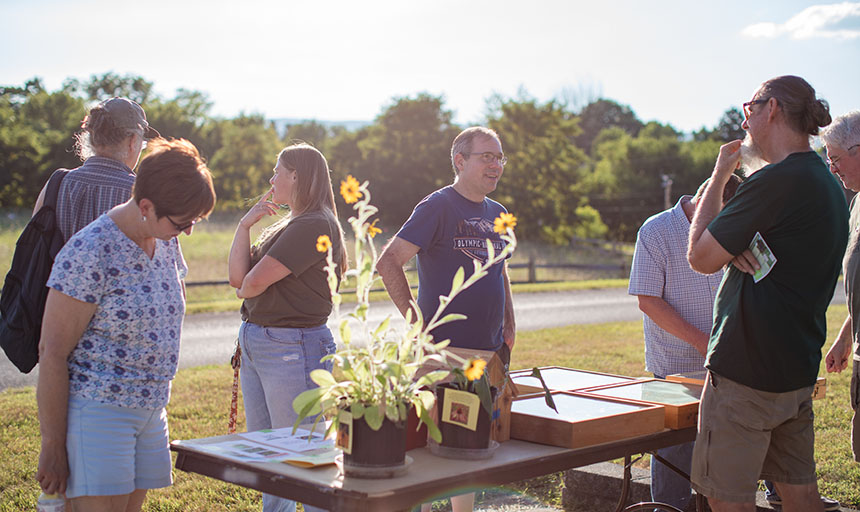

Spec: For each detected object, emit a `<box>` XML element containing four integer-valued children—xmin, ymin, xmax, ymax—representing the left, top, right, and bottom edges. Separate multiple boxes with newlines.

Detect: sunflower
<box><xmin>340</xmin><ymin>175</ymin><xmax>362</xmax><ymax>204</ymax></box>
<box><xmin>367</xmin><ymin>219</ymin><xmax>382</xmax><ymax>239</ymax></box>
<box><xmin>464</xmin><ymin>358</ymin><xmax>487</xmax><ymax>381</ymax></box>
<box><xmin>493</xmin><ymin>212</ymin><xmax>517</xmax><ymax>234</ymax></box>
<box><xmin>316</xmin><ymin>234</ymin><xmax>332</xmax><ymax>253</ymax></box>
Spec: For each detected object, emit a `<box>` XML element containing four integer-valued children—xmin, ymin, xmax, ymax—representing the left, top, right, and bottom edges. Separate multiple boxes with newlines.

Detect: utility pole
<box><xmin>661</xmin><ymin>174</ymin><xmax>673</xmax><ymax>210</ymax></box>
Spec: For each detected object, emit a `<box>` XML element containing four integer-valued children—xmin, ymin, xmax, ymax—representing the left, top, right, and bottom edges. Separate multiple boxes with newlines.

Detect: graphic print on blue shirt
<box><xmin>396</xmin><ymin>186</ymin><xmax>509</xmax><ymax>351</ymax></box>
<box><xmin>452</xmin><ymin>217</ymin><xmax>508</xmax><ymax>263</ymax></box>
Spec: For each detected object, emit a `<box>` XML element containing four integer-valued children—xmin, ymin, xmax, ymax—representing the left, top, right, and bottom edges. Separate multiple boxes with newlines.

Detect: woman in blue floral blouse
<box><xmin>36</xmin><ymin>138</ymin><xmax>216</xmax><ymax>512</ymax></box>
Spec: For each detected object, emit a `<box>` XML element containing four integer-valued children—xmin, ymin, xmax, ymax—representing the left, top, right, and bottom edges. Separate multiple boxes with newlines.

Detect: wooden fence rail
<box><xmin>187</xmin><ymin>256</ymin><xmax>629</xmax><ymax>290</ymax></box>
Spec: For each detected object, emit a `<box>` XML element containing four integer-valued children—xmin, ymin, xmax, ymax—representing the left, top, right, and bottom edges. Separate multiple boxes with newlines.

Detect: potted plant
<box><xmin>434</xmin><ymin>356</ymin><xmax>498</xmax><ymax>451</ymax></box>
<box><xmin>292</xmin><ymin>177</ymin><xmax>518</xmax><ymax>474</ymax></box>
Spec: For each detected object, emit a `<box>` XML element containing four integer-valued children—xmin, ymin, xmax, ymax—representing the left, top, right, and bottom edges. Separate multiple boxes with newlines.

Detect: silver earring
<box><xmin>141</xmin><ymin>215</ymin><xmax>147</xmax><ymax>222</ymax></box>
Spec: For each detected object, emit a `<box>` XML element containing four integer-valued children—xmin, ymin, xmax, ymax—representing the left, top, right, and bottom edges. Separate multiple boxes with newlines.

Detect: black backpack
<box><xmin>0</xmin><ymin>169</ymin><xmax>70</xmax><ymax>373</ymax></box>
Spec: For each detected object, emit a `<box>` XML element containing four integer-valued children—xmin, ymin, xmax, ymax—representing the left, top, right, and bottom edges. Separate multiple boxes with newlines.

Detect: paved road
<box><xmin>1</xmin><ymin>286</ymin><xmax>847</xmax><ymax>391</ymax></box>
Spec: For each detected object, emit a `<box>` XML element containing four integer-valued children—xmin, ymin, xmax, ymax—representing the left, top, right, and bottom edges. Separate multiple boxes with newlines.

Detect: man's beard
<box><xmin>738</xmin><ymin>133</ymin><xmax>769</xmax><ymax>176</ymax></box>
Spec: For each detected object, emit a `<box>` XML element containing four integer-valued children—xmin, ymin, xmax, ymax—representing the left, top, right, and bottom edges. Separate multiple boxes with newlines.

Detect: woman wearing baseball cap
<box><xmin>32</xmin><ymin>97</ymin><xmax>161</xmax><ymax>242</ymax></box>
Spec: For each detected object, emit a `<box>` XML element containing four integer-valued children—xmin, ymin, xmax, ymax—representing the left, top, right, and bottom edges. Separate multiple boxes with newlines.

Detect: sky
<box><xmin>2</xmin><ymin>0</ymin><xmax>859</xmax><ymax>133</ymax></box>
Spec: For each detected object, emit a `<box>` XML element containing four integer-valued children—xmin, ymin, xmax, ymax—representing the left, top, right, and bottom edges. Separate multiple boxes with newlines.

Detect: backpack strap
<box><xmin>42</xmin><ymin>169</ymin><xmax>70</xmax><ymax>210</ymax></box>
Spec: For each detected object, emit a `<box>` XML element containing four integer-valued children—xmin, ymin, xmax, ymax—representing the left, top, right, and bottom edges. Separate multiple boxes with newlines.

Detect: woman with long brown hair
<box><xmin>228</xmin><ymin>143</ymin><xmax>346</xmax><ymax>512</ymax></box>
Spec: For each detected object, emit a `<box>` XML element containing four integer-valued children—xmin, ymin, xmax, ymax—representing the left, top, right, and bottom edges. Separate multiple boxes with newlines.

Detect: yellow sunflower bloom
<box><xmin>367</xmin><ymin>219</ymin><xmax>382</xmax><ymax>239</ymax></box>
<box><xmin>316</xmin><ymin>234</ymin><xmax>332</xmax><ymax>253</ymax></box>
<box><xmin>493</xmin><ymin>212</ymin><xmax>517</xmax><ymax>234</ymax></box>
<box><xmin>464</xmin><ymin>359</ymin><xmax>487</xmax><ymax>381</ymax></box>
<box><xmin>340</xmin><ymin>175</ymin><xmax>362</xmax><ymax>204</ymax></box>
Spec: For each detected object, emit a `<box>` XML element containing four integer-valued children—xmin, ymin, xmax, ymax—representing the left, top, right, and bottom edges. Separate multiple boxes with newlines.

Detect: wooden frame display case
<box><xmin>510</xmin><ymin>366</ymin><xmax>636</xmax><ymax>395</ymax></box>
<box><xmin>509</xmin><ymin>391</ymin><xmax>665</xmax><ymax>449</ymax></box>
<box><xmin>578</xmin><ymin>379</ymin><xmax>703</xmax><ymax>430</ymax></box>
<box><xmin>665</xmin><ymin>370</ymin><xmax>707</xmax><ymax>386</ymax></box>
<box><xmin>666</xmin><ymin>372</ymin><xmax>827</xmax><ymax>400</ymax></box>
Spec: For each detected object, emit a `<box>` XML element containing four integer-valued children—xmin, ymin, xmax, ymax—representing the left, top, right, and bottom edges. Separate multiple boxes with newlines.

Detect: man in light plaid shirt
<box><xmin>628</xmin><ymin>175</ymin><xmax>740</xmax><ymax>510</ymax></box>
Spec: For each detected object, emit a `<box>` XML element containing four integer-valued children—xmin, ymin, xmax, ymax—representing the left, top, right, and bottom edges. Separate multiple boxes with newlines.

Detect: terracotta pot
<box><xmin>343</xmin><ymin>414</ymin><xmax>406</xmax><ymax>468</ymax></box>
<box><xmin>436</xmin><ymin>384</ymin><xmax>496</xmax><ymax>450</ymax></box>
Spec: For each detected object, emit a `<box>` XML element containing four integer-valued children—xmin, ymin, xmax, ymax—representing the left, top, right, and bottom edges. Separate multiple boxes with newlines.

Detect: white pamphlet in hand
<box><xmin>748</xmin><ymin>232</ymin><xmax>776</xmax><ymax>283</ymax></box>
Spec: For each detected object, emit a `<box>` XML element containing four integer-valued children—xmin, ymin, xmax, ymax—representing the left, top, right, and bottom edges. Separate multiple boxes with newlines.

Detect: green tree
<box><xmin>283</xmin><ymin>120</ymin><xmax>331</xmax><ymax>149</ymax></box>
<box><xmin>574</xmin><ymin>99</ymin><xmax>643</xmax><ymax>154</ymax></box>
<box><xmin>487</xmin><ymin>93</ymin><xmax>604</xmax><ymax>244</ymax></box>
<box><xmin>586</xmin><ymin>121</ymin><xmax>715</xmax><ymax>240</ymax></box>
<box><xmin>207</xmin><ymin>114</ymin><xmax>282</xmax><ymax>210</ymax></box>
<box><xmin>144</xmin><ymin>89</ymin><xmax>217</xmax><ymax>157</ymax></box>
<box><xmin>693</xmin><ymin>107</ymin><xmax>745</xmax><ymax>142</ymax></box>
<box><xmin>327</xmin><ymin>94</ymin><xmax>460</xmax><ymax>228</ymax></box>
<box><xmin>63</xmin><ymin>72</ymin><xmax>154</xmax><ymax>104</ymax></box>
<box><xmin>0</xmin><ymin>80</ymin><xmax>84</xmax><ymax>207</ymax></box>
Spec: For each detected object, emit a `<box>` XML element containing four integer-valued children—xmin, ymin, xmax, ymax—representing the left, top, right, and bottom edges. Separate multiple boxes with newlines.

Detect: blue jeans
<box><xmin>652</xmin><ymin>374</ymin><xmax>693</xmax><ymax>510</ymax></box>
<box><xmin>240</xmin><ymin>321</ymin><xmax>335</xmax><ymax>512</ymax></box>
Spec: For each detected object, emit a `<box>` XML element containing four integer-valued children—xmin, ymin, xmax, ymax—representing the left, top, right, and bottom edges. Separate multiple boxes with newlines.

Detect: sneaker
<box><xmin>821</xmin><ymin>495</ymin><xmax>841</xmax><ymax>511</ymax></box>
<box><xmin>765</xmin><ymin>493</ymin><xmax>840</xmax><ymax>511</ymax></box>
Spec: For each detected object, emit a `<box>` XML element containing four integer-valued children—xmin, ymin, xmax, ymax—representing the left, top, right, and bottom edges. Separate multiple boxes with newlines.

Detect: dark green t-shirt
<box><xmin>240</xmin><ymin>210</ymin><xmax>343</xmax><ymax>328</ymax></box>
<box><xmin>706</xmin><ymin>151</ymin><xmax>848</xmax><ymax>392</ymax></box>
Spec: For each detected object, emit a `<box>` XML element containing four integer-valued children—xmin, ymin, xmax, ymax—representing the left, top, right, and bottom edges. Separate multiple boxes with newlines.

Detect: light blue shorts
<box><xmin>65</xmin><ymin>395</ymin><xmax>172</xmax><ymax>498</ymax></box>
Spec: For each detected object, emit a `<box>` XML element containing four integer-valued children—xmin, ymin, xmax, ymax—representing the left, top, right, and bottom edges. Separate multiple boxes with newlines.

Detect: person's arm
<box><xmin>36</xmin><ymin>290</ymin><xmax>97</xmax><ymax>495</ymax></box>
<box><xmin>228</xmin><ymin>189</ymin><xmax>282</xmax><ymax>293</ymax></box>
<box><xmin>236</xmin><ymin>256</ymin><xmax>291</xmax><ymax>299</ymax></box>
<box><xmin>376</xmin><ymin>237</ymin><xmax>421</xmax><ymax>321</ymax></box>
<box><xmin>825</xmin><ymin>314</ymin><xmax>854</xmax><ymax>373</ymax></box>
<box><xmin>502</xmin><ymin>263</ymin><xmax>515</xmax><ymax>350</ymax></box>
<box><xmin>636</xmin><ymin>295</ymin><xmax>710</xmax><ymax>357</ymax></box>
<box><xmin>688</xmin><ymin>140</ymin><xmax>742</xmax><ymax>274</ymax></box>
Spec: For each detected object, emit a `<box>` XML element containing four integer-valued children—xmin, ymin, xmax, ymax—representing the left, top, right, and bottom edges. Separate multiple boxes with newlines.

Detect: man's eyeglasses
<box><xmin>826</xmin><ymin>143</ymin><xmax>860</xmax><ymax>171</ymax></box>
<box><xmin>742</xmin><ymin>99</ymin><xmax>768</xmax><ymax>119</ymax></box>
<box><xmin>166</xmin><ymin>215</ymin><xmax>200</xmax><ymax>232</ymax></box>
<box><xmin>465</xmin><ymin>152</ymin><xmax>508</xmax><ymax>166</ymax></box>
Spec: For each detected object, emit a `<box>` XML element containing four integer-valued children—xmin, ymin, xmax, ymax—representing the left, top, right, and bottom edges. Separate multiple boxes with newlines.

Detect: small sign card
<box><xmin>336</xmin><ymin>410</ymin><xmax>353</xmax><ymax>455</ymax></box>
<box><xmin>441</xmin><ymin>388</ymin><xmax>481</xmax><ymax>431</ymax></box>
<box><xmin>748</xmin><ymin>231</ymin><xmax>776</xmax><ymax>283</ymax></box>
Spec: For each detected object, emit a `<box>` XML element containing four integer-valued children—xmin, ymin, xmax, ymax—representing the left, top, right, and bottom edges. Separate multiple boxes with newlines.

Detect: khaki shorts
<box><xmin>852</xmin><ymin>360</ymin><xmax>859</xmax><ymax>462</ymax></box>
<box><xmin>691</xmin><ymin>371</ymin><xmax>816</xmax><ymax>503</ymax></box>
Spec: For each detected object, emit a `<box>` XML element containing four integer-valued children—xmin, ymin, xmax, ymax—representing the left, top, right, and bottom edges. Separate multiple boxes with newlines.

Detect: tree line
<box><xmin>0</xmin><ymin>73</ymin><xmax>747</xmax><ymax>242</ymax></box>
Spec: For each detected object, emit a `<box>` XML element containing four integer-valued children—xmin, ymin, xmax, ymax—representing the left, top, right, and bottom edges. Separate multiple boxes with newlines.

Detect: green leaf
<box><xmin>372</xmin><ymin>316</ymin><xmax>391</xmax><ymax>338</ymax></box>
<box><xmin>531</xmin><ymin>367</ymin><xmax>558</xmax><ymax>413</ymax></box>
<box><xmin>435</xmin><ymin>313</ymin><xmax>466</xmax><ymax>326</ymax></box>
<box><xmin>475</xmin><ymin>375</ymin><xmax>494</xmax><ymax>415</ymax></box>
<box><xmin>350</xmin><ymin>402</ymin><xmax>366</xmax><ymax>420</ymax></box>
<box><xmin>450</xmin><ymin>266</ymin><xmax>464</xmax><ymax>292</ymax></box>
<box><xmin>422</xmin><ymin>408</ymin><xmax>442</xmax><ymax>443</ymax></box>
<box><xmin>364</xmin><ymin>404</ymin><xmax>383</xmax><ymax>430</ymax></box>
<box><xmin>339</xmin><ymin>320</ymin><xmax>351</xmax><ymax>345</ymax></box>
<box><xmin>309</xmin><ymin>369</ymin><xmax>337</xmax><ymax>387</ymax></box>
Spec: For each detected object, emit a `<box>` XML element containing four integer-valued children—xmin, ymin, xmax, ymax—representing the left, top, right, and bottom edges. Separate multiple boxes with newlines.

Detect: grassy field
<box><xmin>1</xmin><ymin>304</ymin><xmax>857</xmax><ymax>511</ymax></box>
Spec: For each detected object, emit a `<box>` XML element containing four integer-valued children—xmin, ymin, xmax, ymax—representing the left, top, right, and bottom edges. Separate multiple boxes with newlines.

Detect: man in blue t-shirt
<box><xmin>687</xmin><ymin>75</ymin><xmax>847</xmax><ymax>512</ymax></box>
<box><xmin>377</xmin><ymin>126</ymin><xmax>514</xmax><ymax>355</ymax></box>
<box><xmin>376</xmin><ymin>126</ymin><xmax>515</xmax><ymax>512</ymax></box>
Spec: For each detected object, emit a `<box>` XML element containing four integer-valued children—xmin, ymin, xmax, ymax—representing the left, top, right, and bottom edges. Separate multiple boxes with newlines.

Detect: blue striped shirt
<box><xmin>628</xmin><ymin>196</ymin><xmax>723</xmax><ymax>376</ymax></box>
<box><xmin>56</xmin><ymin>156</ymin><xmax>135</xmax><ymax>242</ymax></box>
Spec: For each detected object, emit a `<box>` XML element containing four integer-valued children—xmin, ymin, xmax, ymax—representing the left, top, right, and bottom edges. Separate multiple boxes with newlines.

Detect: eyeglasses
<box><xmin>465</xmin><ymin>152</ymin><xmax>508</xmax><ymax>165</ymax></box>
<box><xmin>166</xmin><ymin>215</ymin><xmax>200</xmax><ymax>232</ymax></box>
<box><xmin>742</xmin><ymin>99</ymin><xmax>768</xmax><ymax>119</ymax></box>
<box><xmin>826</xmin><ymin>144</ymin><xmax>860</xmax><ymax>171</ymax></box>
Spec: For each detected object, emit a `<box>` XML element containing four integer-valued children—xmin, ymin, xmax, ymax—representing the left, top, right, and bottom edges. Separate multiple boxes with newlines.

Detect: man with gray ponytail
<box><xmin>687</xmin><ymin>76</ymin><xmax>847</xmax><ymax>511</ymax></box>
<box><xmin>32</xmin><ymin>97</ymin><xmax>160</xmax><ymax>241</ymax></box>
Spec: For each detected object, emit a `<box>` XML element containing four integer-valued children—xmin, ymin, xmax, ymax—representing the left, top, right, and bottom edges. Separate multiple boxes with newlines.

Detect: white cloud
<box><xmin>741</xmin><ymin>2</ymin><xmax>860</xmax><ymax>39</ymax></box>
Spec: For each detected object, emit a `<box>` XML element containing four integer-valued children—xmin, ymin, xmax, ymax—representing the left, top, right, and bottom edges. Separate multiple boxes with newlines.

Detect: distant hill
<box><xmin>270</xmin><ymin>118</ymin><xmax>370</xmax><ymax>134</ymax></box>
